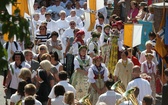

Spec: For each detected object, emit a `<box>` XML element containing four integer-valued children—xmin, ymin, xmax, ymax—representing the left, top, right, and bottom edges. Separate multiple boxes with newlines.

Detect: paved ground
<box><xmin>0</xmin><ymin>74</ymin><xmax>162</xmax><ymax>105</ymax></box>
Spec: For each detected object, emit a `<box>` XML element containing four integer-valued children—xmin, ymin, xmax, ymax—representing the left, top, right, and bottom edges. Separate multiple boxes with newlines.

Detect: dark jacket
<box><xmin>162</xmin><ymin>82</ymin><xmax>168</xmax><ymax>105</ymax></box>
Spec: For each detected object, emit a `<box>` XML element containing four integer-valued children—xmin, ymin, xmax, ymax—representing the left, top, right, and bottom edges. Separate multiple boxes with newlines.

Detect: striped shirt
<box><xmin>36</xmin><ymin>34</ymin><xmax>50</xmax><ymax>45</ymax></box>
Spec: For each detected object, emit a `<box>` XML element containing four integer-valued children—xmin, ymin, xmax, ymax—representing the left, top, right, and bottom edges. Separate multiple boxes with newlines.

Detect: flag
<box><xmin>155</xmin><ymin>35</ymin><xmax>167</xmax><ymax>58</ymax></box>
<box><xmin>85</xmin><ymin>0</ymin><xmax>104</xmax><ymax>31</ymax></box>
<box><xmin>138</xmin><ymin>20</ymin><xmax>153</xmax><ymax>51</ymax></box>
<box><xmin>165</xmin><ymin>13</ymin><xmax>168</xmax><ymax>45</ymax></box>
<box><xmin>6</xmin><ymin>0</ymin><xmax>35</xmax><ymax>17</ymax></box>
<box><xmin>124</xmin><ymin>24</ymin><xmax>143</xmax><ymax>47</ymax></box>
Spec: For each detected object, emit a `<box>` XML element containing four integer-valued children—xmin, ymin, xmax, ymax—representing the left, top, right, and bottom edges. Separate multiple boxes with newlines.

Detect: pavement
<box><xmin>0</xmin><ymin>74</ymin><xmax>162</xmax><ymax>105</ymax></box>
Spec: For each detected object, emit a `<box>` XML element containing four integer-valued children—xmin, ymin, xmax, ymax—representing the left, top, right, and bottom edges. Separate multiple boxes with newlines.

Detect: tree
<box><xmin>0</xmin><ymin>0</ymin><xmax>31</xmax><ymax>70</ymax></box>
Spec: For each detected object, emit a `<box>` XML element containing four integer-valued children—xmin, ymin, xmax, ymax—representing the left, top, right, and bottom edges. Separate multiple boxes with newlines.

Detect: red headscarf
<box><xmin>73</xmin><ymin>30</ymin><xmax>85</xmax><ymax>45</ymax></box>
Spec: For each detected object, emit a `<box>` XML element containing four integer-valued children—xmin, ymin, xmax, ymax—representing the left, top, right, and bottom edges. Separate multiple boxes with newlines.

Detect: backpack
<box><xmin>5</xmin><ymin>41</ymin><xmax>18</xmax><ymax>50</ymax></box>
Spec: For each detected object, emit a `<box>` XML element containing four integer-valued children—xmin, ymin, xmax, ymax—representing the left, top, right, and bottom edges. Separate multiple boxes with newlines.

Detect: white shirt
<box><xmin>3</xmin><ymin>41</ymin><xmax>22</xmax><ymax>61</ymax></box>
<box><xmin>96</xmin><ymin>91</ymin><xmax>121</xmax><ymax>105</ymax></box>
<box><xmin>48</xmin><ymin>80</ymin><xmax>76</xmax><ymax>98</ymax></box>
<box><xmin>51</xmin><ymin>5</ymin><xmax>64</xmax><ymax>21</ymax></box>
<box><xmin>22</xmin><ymin>99</ymin><xmax>42</xmax><ymax>105</ymax></box>
<box><xmin>39</xmin><ymin>13</ymin><xmax>45</xmax><ymax>21</ymax></box>
<box><xmin>126</xmin><ymin>78</ymin><xmax>152</xmax><ymax>101</ymax></box>
<box><xmin>9</xmin><ymin>62</ymin><xmax>31</xmax><ymax>89</ymax></box>
<box><xmin>64</xmin><ymin>8</ymin><xmax>72</xmax><ymax>16</ymax></box>
<box><xmin>44</xmin><ymin>19</ymin><xmax>58</xmax><ymax>33</ymax></box>
<box><xmin>51</xmin><ymin>96</ymin><xmax>64</xmax><ymax>105</ymax></box>
<box><xmin>61</xmin><ymin>28</ymin><xmax>74</xmax><ymax>53</ymax></box>
<box><xmin>75</xmin><ymin>8</ymin><xmax>84</xmax><ymax>17</ymax></box>
<box><xmin>10</xmin><ymin>93</ymin><xmax>24</xmax><ymax>104</ymax></box>
<box><xmin>120</xmin><ymin>100</ymin><xmax>142</xmax><ymax>105</ymax></box>
<box><xmin>56</xmin><ymin>19</ymin><xmax>69</xmax><ymax>39</ymax></box>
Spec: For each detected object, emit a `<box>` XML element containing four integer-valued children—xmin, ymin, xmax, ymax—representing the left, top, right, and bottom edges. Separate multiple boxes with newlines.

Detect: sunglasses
<box><xmin>70</xmin><ymin>23</ymin><xmax>75</xmax><ymax>25</ymax></box>
<box><xmin>40</xmin><ymin>48</ymin><xmax>46</xmax><ymax>50</ymax></box>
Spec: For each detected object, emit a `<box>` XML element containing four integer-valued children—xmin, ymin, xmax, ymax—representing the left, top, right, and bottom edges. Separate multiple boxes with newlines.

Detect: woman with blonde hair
<box><xmin>36</xmin><ymin>44</ymin><xmax>49</xmax><ymax>63</ymax></box>
<box><xmin>41</xmin><ymin>53</ymin><xmax>51</xmax><ymax>61</ymax></box>
<box><xmin>63</xmin><ymin>91</ymin><xmax>75</xmax><ymax>105</ymax></box>
<box><xmin>19</xmin><ymin>68</ymin><xmax>32</xmax><ymax>83</ymax></box>
<box><xmin>40</xmin><ymin>60</ymin><xmax>58</xmax><ymax>87</ymax></box>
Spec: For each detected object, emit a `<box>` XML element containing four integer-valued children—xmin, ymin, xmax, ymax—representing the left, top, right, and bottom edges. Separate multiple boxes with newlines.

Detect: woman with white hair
<box><xmin>139</xmin><ymin>40</ymin><xmax>158</xmax><ymax>65</ymax></box>
<box><xmin>40</xmin><ymin>60</ymin><xmax>55</xmax><ymax>88</ymax></box>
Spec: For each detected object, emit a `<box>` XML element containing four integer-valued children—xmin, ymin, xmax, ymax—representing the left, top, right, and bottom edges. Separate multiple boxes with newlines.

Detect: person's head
<box><xmin>116</xmin><ymin>21</ymin><xmax>123</xmax><ymax>30</ymax></box>
<box><xmin>33</xmin><ymin>2</ymin><xmax>39</xmax><ymax>10</ymax></box>
<box><xmin>17</xmin><ymin>81</ymin><xmax>27</xmax><ymax>96</ymax></box>
<box><xmin>59</xmin><ymin>10</ymin><xmax>66</xmax><ymax>20</ymax></box>
<box><xmin>92</xmin><ymin>56</ymin><xmax>103</xmax><ymax>66</ymax></box>
<box><xmin>75</xmin><ymin>1</ymin><xmax>81</xmax><ymax>9</ymax></box>
<box><xmin>91</xmin><ymin>31</ymin><xmax>101</xmax><ymax>41</ymax></box>
<box><xmin>64</xmin><ymin>91</ymin><xmax>75</xmax><ymax>105</ymax></box>
<box><xmin>24</xmin><ymin>50</ymin><xmax>33</xmax><ymax>61</ymax></box>
<box><xmin>58</xmin><ymin>71</ymin><xmax>68</xmax><ymax>80</ymax></box>
<box><xmin>24</xmin><ymin>84</ymin><xmax>36</xmax><ymax>96</ymax></box>
<box><xmin>66</xmin><ymin>1</ymin><xmax>72</xmax><ymax>9</ymax></box>
<box><xmin>142</xmin><ymin>95</ymin><xmax>153</xmax><ymax>105</ymax></box>
<box><xmin>45</xmin><ymin>12</ymin><xmax>51</xmax><ymax>20</ymax></box>
<box><xmin>127</xmin><ymin>48</ymin><xmax>133</xmax><ymax>57</ymax></box>
<box><xmin>70</xmin><ymin>9</ymin><xmax>76</xmax><ymax>17</ymax></box>
<box><xmin>148</xmin><ymin>5</ymin><xmax>154</xmax><ymax>14</ymax></box>
<box><xmin>79</xmin><ymin>45</ymin><xmax>87</xmax><ymax>56</ymax></box>
<box><xmin>41</xmin><ymin>53</ymin><xmax>51</xmax><ymax>61</ymax></box>
<box><xmin>39</xmin><ymin>25</ymin><xmax>47</xmax><ymax>35</ymax></box>
<box><xmin>69</xmin><ymin>20</ymin><xmax>76</xmax><ymax>29</ymax></box>
<box><xmin>19</xmin><ymin>68</ymin><xmax>32</xmax><ymax>81</ymax></box>
<box><xmin>50</xmin><ymin>51</ymin><xmax>60</xmax><ymax>63</ymax></box>
<box><xmin>38</xmin><ymin>44</ymin><xmax>48</xmax><ymax>54</ymax></box>
<box><xmin>12</xmin><ymin>51</ymin><xmax>25</xmax><ymax>63</ymax></box>
<box><xmin>132</xmin><ymin>66</ymin><xmax>141</xmax><ymax>78</ymax></box>
<box><xmin>98</xmin><ymin>15</ymin><xmax>104</xmax><ymax>25</ymax></box>
<box><xmin>104</xmin><ymin>24</ymin><xmax>111</xmax><ymax>34</ymax></box>
<box><xmin>96</xmin><ymin>25</ymin><xmax>102</xmax><ymax>33</ymax></box>
<box><xmin>50</xmin><ymin>31</ymin><xmax>59</xmax><ymax>42</ymax></box>
<box><xmin>105</xmin><ymin>79</ymin><xmax>114</xmax><ymax>90</ymax></box>
<box><xmin>121</xmin><ymin>50</ymin><xmax>128</xmax><ymax>60</ymax></box>
<box><xmin>24</xmin><ymin>96</ymin><xmax>35</xmax><ymax>105</ymax></box>
<box><xmin>40</xmin><ymin>6</ymin><xmax>46</xmax><ymax>14</ymax></box>
<box><xmin>55</xmin><ymin>0</ymin><xmax>61</xmax><ymax>6</ymax></box>
<box><xmin>54</xmin><ymin>85</ymin><xmax>66</xmax><ymax>97</ymax></box>
<box><xmin>139</xmin><ymin>2</ymin><xmax>147</xmax><ymax>9</ymax></box>
<box><xmin>164</xmin><ymin>68</ymin><xmax>168</xmax><ymax>81</ymax></box>
<box><xmin>130</xmin><ymin>1</ymin><xmax>138</xmax><ymax>9</ymax></box>
<box><xmin>33</xmin><ymin>13</ymin><xmax>40</xmax><ymax>21</ymax></box>
<box><xmin>40</xmin><ymin>60</ymin><xmax>54</xmax><ymax>71</ymax></box>
<box><xmin>148</xmin><ymin>31</ymin><xmax>156</xmax><ymax>40</ymax></box>
<box><xmin>41</xmin><ymin>21</ymin><xmax>47</xmax><ymax>26</ymax></box>
<box><xmin>25</xmin><ymin>41</ymin><xmax>34</xmax><ymax>50</ymax></box>
<box><xmin>145</xmin><ymin>53</ymin><xmax>153</xmax><ymax>62</ymax></box>
<box><xmin>37</xmin><ymin>69</ymin><xmax>48</xmax><ymax>83</ymax></box>
<box><xmin>145</xmin><ymin>41</ymin><xmax>153</xmax><ymax>51</ymax></box>
<box><xmin>83</xmin><ymin>2</ymin><xmax>87</xmax><ymax>9</ymax></box>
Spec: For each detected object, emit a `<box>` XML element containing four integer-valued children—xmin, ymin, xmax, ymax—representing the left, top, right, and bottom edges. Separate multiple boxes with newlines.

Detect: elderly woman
<box><xmin>88</xmin><ymin>56</ymin><xmax>109</xmax><ymax>105</ymax></box>
<box><xmin>5</xmin><ymin>51</ymin><xmax>31</xmax><ymax>95</ymax></box>
<box><xmin>139</xmin><ymin>40</ymin><xmax>158</xmax><ymax>65</ymax></box>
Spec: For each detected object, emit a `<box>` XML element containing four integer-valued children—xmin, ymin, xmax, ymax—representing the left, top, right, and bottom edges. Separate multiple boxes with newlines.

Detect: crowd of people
<box><xmin>1</xmin><ymin>0</ymin><xmax>168</xmax><ymax>105</ymax></box>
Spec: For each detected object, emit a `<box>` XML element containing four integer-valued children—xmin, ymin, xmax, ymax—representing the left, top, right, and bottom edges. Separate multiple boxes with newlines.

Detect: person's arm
<box><xmin>47</xmin><ymin>99</ymin><xmax>51</xmax><ymax>105</ymax></box>
<box><xmin>5</xmin><ymin>70</ymin><xmax>11</xmax><ymax>89</ymax></box>
<box><xmin>91</xmin><ymin>83</ymin><xmax>102</xmax><ymax>94</ymax></box>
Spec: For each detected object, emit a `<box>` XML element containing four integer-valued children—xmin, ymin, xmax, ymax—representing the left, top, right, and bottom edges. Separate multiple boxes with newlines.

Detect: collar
<box><xmin>46</xmin><ymin>20</ymin><xmax>51</xmax><ymax>22</ymax></box>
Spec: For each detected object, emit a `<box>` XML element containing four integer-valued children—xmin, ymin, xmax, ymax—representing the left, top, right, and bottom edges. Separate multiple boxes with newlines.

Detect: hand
<box><xmin>96</xmin><ymin>89</ymin><xmax>102</xmax><ymax>95</ymax></box>
<box><xmin>37</xmin><ymin>39</ymin><xmax>41</xmax><ymax>45</ymax></box>
<box><xmin>63</xmin><ymin>53</ymin><xmax>66</xmax><ymax>58</ymax></box>
<box><xmin>4</xmin><ymin>87</ymin><xmax>8</xmax><ymax>94</ymax></box>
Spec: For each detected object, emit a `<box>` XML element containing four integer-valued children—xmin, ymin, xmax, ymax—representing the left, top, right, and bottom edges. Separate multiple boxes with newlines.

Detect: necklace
<box><xmin>147</xmin><ymin>62</ymin><xmax>152</xmax><ymax>69</ymax></box>
<box><xmin>122</xmin><ymin>59</ymin><xmax>128</xmax><ymax>68</ymax></box>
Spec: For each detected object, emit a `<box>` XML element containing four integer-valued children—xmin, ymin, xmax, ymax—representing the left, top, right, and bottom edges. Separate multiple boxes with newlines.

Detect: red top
<box><xmin>128</xmin><ymin>56</ymin><xmax>141</xmax><ymax>66</ymax></box>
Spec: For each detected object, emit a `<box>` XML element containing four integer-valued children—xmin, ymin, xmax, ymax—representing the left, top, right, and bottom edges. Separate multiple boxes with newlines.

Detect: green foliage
<box><xmin>0</xmin><ymin>0</ymin><xmax>31</xmax><ymax>70</ymax></box>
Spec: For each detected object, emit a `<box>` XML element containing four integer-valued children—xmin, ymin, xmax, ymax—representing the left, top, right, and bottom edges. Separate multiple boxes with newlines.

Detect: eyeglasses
<box><xmin>40</xmin><ymin>48</ymin><xmax>46</xmax><ymax>50</ymax></box>
<box><xmin>40</xmin><ymin>28</ymin><xmax>45</xmax><ymax>30</ymax></box>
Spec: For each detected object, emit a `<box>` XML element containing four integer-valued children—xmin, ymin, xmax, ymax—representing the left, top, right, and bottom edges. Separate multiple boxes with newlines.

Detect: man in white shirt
<box><xmin>61</xmin><ymin>20</ymin><xmax>76</xmax><ymax>55</ymax></box>
<box><xmin>44</xmin><ymin>12</ymin><xmax>58</xmax><ymax>33</ymax></box>
<box><xmin>96</xmin><ymin>79</ymin><xmax>121</xmax><ymax>105</ymax></box>
<box><xmin>39</xmin><ymin>6</ymin><xmax>46</xmax><ymax>21</ymax></box>
<box><xmin>56</xmin><ymin>10</ymin><xmax>69</xmax><ymax>39</ymax></box>
<box><xmin>74</xmin><ymin>1</ymin><xmax>84</xmax><ymax>17</ymax></box>
<box><xmin>66</xmin><ymin>9</ymin><xmax>83</xmax><ymax>28</ymax></box>
<box><xmin>64</xmin><ymin>1</ymin><xmax>73</xmax><ymax>16</ymax></box>
<box><xmin>126</xmin><ymin>65</ymin><xmax>152</xmax><ymax>101</ymax></box>
<box><xmin>51</xmin><ymin>0</ymin><xmax>64</xmax><ymax>21</ymax></box>
<box><xmin>48</xmin><ymin>71</ymin><xmax>76</xmax><ymax>105</ymax></box>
